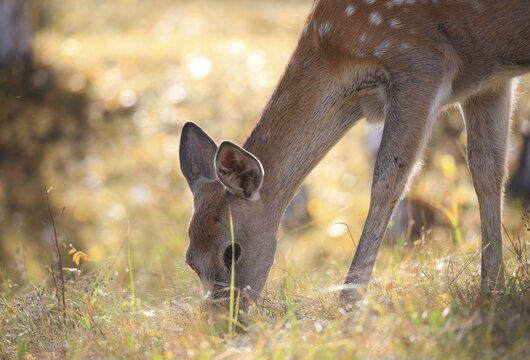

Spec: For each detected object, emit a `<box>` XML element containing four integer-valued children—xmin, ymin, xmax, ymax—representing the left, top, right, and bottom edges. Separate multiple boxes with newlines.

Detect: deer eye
<box><xmin>223</xmin><ymin>243</ymin><xmax>241</xmax><ymax>269</ymax></box>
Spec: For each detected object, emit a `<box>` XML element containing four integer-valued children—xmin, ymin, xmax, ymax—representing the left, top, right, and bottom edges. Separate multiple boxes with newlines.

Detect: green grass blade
<box><xmin>127</xmin><ymin>223</ymin><xmax>135</xmax><ymax>311</ymax></box>
<box><xmin>17</xmin><ymin>338</ymin><xmax>28</xmax><ymax>360</ymax></box>
<box><xmin>228</xmin><ymin>203</ymin><xmax>236</xmax><ymax>339</ymax></box>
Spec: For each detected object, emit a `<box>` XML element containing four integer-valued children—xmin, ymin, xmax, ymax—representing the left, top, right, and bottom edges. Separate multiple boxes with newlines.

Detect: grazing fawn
<box><xmin>180</xmin><ymin>0</ymin><xmax>530</xmax><ymax>305</ymax></box>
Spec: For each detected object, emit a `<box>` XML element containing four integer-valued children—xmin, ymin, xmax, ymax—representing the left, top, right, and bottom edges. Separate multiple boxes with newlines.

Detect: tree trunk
<box><xmin>0</xmin><ymin>0</ymin><xmax>31</xmax><ymax>67</ymax></box>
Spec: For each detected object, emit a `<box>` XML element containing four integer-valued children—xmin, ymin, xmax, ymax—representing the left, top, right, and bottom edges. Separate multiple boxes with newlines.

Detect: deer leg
<box><xmin>462</xmin><ymin>80</ymin><xmax>512</xmax><ymax>292</ymax></box>
<box><xmin>342</xmin><ymin>81</ymin><xmax>448</xmax><ymax>301</ymax></box>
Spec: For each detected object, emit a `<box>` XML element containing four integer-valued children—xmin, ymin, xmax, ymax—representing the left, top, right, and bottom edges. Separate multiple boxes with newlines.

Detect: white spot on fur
<box><xmin>262</xmin><ymin>130</ymin><xmax>271</xmax><ymax>144</ymax></box>
<box><xmin>468</xmin><ymin>0</ymin><xmax>483</xmax><ymax>10</ymax></box>
<box><xmin>276</xmin><ymin>92</ymin><xmax>289</xmax><ymax>108</ymax></box>
<box><xmin>303</xmin><ymin>23</ymin><xmax>309</xmax><ymax>36</ymax></box>
<box><xmin>359</xmin><ymin>33</ymin><xmax>367</xmax><ymax>42</ymax></box>
<box><xmin>386</xmin><ymin>0</ymin><xmax>404</xmax><ymax>8</ymax></box>
<box><xmin>389</xmin><ymin>18</ymin><xmax>401</xmax><ymax>28</ymax></box>
<box><xmin>374</xmin><ymin>40</ymin><xmax>390</xmax><ymax>57</ymax></box>
<box><xmin>345</xmin><ymin>4</ymin><xmax>355</xmax><ymax>17</ymax></box>
<box><xmin>319</xmin><ymin>22</ymin><xmax>331</xmax><ymax>37</ymax></box>
<box><xmin>364</xmin><ymin>0</ymin><xmax>375</xmax><ymax>4</ymax></box>
<box><xmin>369</xmin><ymin>12</ymin><xmax>383</xmax><ymax>26</ymax></box>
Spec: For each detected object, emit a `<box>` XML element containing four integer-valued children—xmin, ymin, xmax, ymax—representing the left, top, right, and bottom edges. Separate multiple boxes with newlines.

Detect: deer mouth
<box><xmin>202</xmin><ymin>284</ymin><xmax>251</xmax><ymax>311</ymax></box>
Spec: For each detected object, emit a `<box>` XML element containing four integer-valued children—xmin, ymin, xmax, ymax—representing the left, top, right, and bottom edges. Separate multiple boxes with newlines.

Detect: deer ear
<box><xmin>215</xmin><ymin>141</ymin><xmax>264</xmax><ymax>201</ymax></box>
<box><xmin>179</xmin><ymin>122</ymin><xmax>218</xmax><ymax>192</ymax></box>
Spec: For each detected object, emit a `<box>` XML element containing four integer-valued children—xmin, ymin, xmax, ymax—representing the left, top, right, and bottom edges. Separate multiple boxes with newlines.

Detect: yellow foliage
<box><xmin>440</xmin><ymin>154</ymin><xmax>457</xmax><ymax>182</ymax></box>
<box><xmin>69</xmin><ymin>246</ymin><xmax>89</xmax><ymax>266</ymax></box>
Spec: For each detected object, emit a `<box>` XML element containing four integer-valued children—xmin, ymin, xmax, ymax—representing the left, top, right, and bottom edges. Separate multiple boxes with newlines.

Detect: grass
<box><xmin>127</xmin><ymin>228</ymin><xmax>136</xmax><ymax>312</ymax></box>
<box><xmin>1</xmin><ymin>197</ymin><xmax>529</xmax><ymax>358</ymax></box>
<box><xmin>1</xmin><ymin>0</ymin><xmax>530</xmax><ymax>358</ymax></box>
<box><xmin>228</xmin><ymin>203</ymin><xmax>239</xmax><ymax>339</ymax></box>
<box><xmin>1</xmin><ymin>226</ymin><xmax>529</xmax><ymax>358</ymax></box>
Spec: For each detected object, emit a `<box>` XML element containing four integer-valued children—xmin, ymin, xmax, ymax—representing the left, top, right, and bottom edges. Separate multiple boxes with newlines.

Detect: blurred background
<box><xmin>1</xmin><ymin>0</ymin><xmax>529</xmax><ymax>292</ymax></box>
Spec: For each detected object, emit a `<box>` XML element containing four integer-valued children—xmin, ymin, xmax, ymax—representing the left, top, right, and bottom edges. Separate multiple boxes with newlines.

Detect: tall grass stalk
<box><xmin>44</xmin><ymin>186</ymin><xmax>66</xmax><ymax>327</ymax></box>
<box><xmin>227</xmin><ymin>203</ymin><xmax>238</xmax><ymax>338</ymax></box>
<box><xmin>127</xmin><ymin>222</ymin><xmax>135</xmax><ymax>311</ymax></box>
<box><xmin>439</xmin><ymin>204</ymin><xmax>464</xmax><ymax>244</ymax></box>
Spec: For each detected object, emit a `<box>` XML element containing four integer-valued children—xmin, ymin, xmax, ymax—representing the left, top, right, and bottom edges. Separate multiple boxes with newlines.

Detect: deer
<box><xmin>179</xmin><ymin>0</ymin><xmax>530</xmax><ymax>306</ymax></box>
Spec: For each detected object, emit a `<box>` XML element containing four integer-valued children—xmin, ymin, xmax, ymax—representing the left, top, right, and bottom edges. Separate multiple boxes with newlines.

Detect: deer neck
<box><xmin>243</xmin><ymin>61</ymin><xmax>362</xmax><ymax>222</ymax></box>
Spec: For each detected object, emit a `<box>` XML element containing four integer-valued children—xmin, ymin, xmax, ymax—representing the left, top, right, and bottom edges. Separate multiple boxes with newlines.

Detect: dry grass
<box><xmin>1</xmin><ymin>225</ymin><xmax>529</xmax><ymax>358</ymax></box>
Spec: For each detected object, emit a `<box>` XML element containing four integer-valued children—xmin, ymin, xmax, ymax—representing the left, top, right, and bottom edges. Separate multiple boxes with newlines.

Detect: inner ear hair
<box><xmin>215</xmin><ymin>141</ymin><xmax>264</xmax><ymax>201</ymax></box>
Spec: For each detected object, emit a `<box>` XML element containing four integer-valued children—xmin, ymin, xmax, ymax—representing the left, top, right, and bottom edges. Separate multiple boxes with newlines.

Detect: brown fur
<box><xmin>180</xmin><ymin>0</ymin><xmax>530</xmax><ymax>304</ymax></box>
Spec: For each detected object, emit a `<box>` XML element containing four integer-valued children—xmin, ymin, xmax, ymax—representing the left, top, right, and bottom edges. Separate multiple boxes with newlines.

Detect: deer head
<box><xmin>179</xmin><ymin>122</ymin><xmax>277</xmax><ymax>306</ymax></box>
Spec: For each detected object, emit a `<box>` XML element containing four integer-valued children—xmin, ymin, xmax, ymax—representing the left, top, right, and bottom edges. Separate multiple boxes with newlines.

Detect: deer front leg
<box><xmin>462</xmin><ymin>80</ymin><xmax>512</xmax><ymax>292</ymax></box>
<box><xmin>342</xmin><ymin>82</ymin><xmax>447</xmax><ymax>301</ymax></box>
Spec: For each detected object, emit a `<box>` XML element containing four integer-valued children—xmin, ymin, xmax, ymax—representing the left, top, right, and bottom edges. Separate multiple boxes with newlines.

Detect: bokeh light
<box><xmin>188</xmin><ymin>57</ymin><xmax>211</xmax><ymax>79</ymax></box>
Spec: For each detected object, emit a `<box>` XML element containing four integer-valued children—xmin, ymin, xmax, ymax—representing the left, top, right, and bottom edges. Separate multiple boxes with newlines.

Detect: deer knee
<box><xmin>373</xmin><ymin>155</ymin><xmax>420</xmax><ymax>199</ymax></box>
<box><xmin>370</xmin><ymin>177</ymin><xmax>402</xmax><ymax>210</ymax></box>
